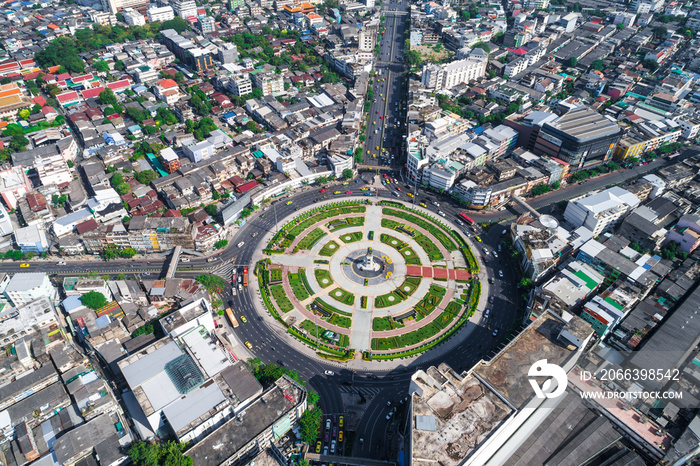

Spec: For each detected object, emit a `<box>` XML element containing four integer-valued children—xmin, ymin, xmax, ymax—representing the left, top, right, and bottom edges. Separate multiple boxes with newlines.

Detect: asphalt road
<box><xmin>363</xmin><ymin>0</ymin><xmax>407</xmax><ymax>170</ymax></box>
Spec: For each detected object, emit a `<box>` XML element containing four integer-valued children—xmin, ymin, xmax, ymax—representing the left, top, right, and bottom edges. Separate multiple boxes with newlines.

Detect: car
<box><xmin>457</xmin><ymin>219</ymin><xmax>464</xmax><ymax>226</ymax></box>
<box><xmin>501</xmin><ymin>229</ymin><xmax>507</xmax><ymax>235</ymax></box>
<box><xmin>484</xmin><ymin>309</ymin><xmax>490</xmax><ymax>318</ymax></box>
<box><xmin>237</xmin><ymin>241</ymin><xmax>245</xmax><ymax>248</ymax></box>
<box><xmin>316</xmin><ymin>441</ymin><xmax>322</xmax><ymax>453</ymax></box>
<box><xmin>475</xmin><ymin>236</ymin><xmax>482</xmax><ymax>242</ymax></box>
<box><xmin>252</xmin><ymin>232</ymin><xmax>259</xmax><ymax>238</ymax></box>
<box><xmin>493</xmin><ymin>251</ymin><xmax>498</xmax><ymax>258</ymax></box>
<box><xmin>20</xmin><ymin>263</ymin><xmax>29</xmax><ymax>268</ymax></box>
<box><xmin>432</xmin><ymin>201</ymin><xmax>440</xmax><ymax>207</ymax></box>
<box><xmin>286</xmin><ymin>200</ymin><xmax>293</xmax><ymax>205</ymax></box>
<box><xmin>339</xmin><ymin>416</ymin><xmax>344</xmax><ymax>428</ymax></box>
<box><xmin>488</xmin><ymin>278</ymin><xmax>494</xmax><ymax>284</ymax></box>
<box><xmin>380</xmin><ymin>116</ymin><xmax>383</xmax><ymax>119</ymax></box>
<box><xmin>339</xmin><ymin>431</ymin><xmax>344</xmax><ymax>442</ymax></box>
<box><xmin>498</xmin><ymin>244</ymin><xmax>502</xmax><ymax>252</ymax></box>
<box><xmin>419</xmin><ymin>202</ymin><xmax>427</xmax><ymax>207</ymax></box>
<box><xmin>373</xmin><ymin>121</ymin><xmax>376</xmax><ymax>125</ymax></box>
<box><xmin>320</xmin><ymin>189</ymin><xmax>327</xmax><ymax>193</ymax></box>
<box><xmin>376</xmin><ymin>111</ymin><xmax>379</xmax><ymax>114</ymax></box>
<box><xmin>244</xmin><ymin>341</ymin><xmax>253</xmax><ymax>349</ymax></box>
<box><xmin>326</xmin><ymin>419</ymin><xmax>331</xmax><ymax>430</ymax></box>
<box><xmin>387</xmin><ymin>401</ymin><xmax>392</xmax><ymax>407</ymax></box>
<box><xmin>361</xmin><ymin>187</ymin><xmax>369</xmax><ymax>191</ymax></box>
<box><xmin>57</xmin><ymin>261</ymin><xmax>66</xmax><ymax>266</ymax></box>
<box><xmin>345</xmin><ymin>190</ymin><xmax>353</xmax><ymax>194</ymax></box>
<box><xmin>407</xmin><ymin>192</ymin><xmax>414</xmax><ymax>198</ymax></box>
<box><xmin>493</xmin><ymin>329</ymin><xmax>499</xmax><ymax>337</ymax></box>
<box><xmin>438</xmin><ymin>210</ymin><xmax>445</xmax><ymax>217</ymax></box>
<box><xmin>324</xmin><ymin>370</ymin><xmax>335</xmax><ymax>376</ymax></box>
<box><xmin>181</xmin><ymin>258</ymin><xmax>190</xmax><ymax>262</ymax></box>
<box><xmin>383</xmin><ymin>97</ymin><xmax>386</xmax><ymax>101</ymax></box>
<box><xmin>396</xmin><ymin>186</ymin><xmax>401</xmax><ymax>191</ymax></box>
<box><xmin>240</xmin><ymin>316</ymin><xmax>247</xmax><ymax>323</ymax></box>
<box><xmin>483</xmin><ymin>248</ymin><xmax>489</xmax><ymax>255</ymax></box>
<box><xmin>386</xmin><ymin>412</ymin><xmax>393</xmax><ymax>420</ymax></box>
<box><xmin>498</xmin><ymin>270</ymin><xmax>504</xmax><ymax>278</ymax></box>
<box><xmin>330</xmin><ymin>440</ymin><xmax>337</xmax><ymax>454</ymax></box>
<box><xmin>323</xmin><ymin>447</ymin><xmax>329</xmax><ymax>455</ymax></box>
<box><xmin>376</xmin><ymin>146</ymin><xmax>379</xmax><ymax>150</ymax></box>
<box><xmin>334</xmin><ymin>191</ymin><xmax>342</xmax><ymax>195</ymax></box>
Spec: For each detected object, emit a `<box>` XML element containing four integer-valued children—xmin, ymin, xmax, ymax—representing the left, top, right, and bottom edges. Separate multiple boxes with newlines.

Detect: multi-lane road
<box><xmin>363</xmin><ymin>0</ymin><xmax>408</xmax><ymax>169</ymax></box>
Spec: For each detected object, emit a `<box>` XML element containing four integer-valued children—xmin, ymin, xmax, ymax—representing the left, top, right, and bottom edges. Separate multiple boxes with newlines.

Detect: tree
<box><xmin>214</xmin><ymin>239</ymin><xmax>228</xmax><ymax>249</ymax></box>
<box><xmin>129</xmin><ymin>441</ymin><xmax>192</xmax><ymax>466</ymax></box>
<box><xmin>591</xmin><ymin>60</ymin><xmax>604</xmax><ymax>71</ymax></box>
<box><xmin>251</xmin><ymin>88</ymin><xmax>264</xmax><ymax>99</ymax></box>
<box><xmin>159</xmin><ymin>16</ymin><xmax>189</xmax><ymax>33</ymax></box>
<box><xmin>472</xmin><ymin>42</ymin><xmax>490</xmax><ymax>54</ymax></box>
<box><xmin>9</xmin><ymin>135</ymin><xmax>29</xmax><ymax>152</ymax></box>
<box><xmin>342</xmin><ymin>168</ymin><xmax>353</xmax><ymax>179</ymax></box>
<box><xmin>196</xmin><ymin>274</ymin><xmax>226</xmax><ymax>294</ymax></box>
<box><xmin>299</xmin><ymin>407</ymin><xmax>322</xmax><ymax>444</ymax></box>
<box><xmin>653</xmin><ymin>25</ymin><xmax>668</xmax><ymax>39</ymax></box>
<box><xmin>35</xmin><ymin>36</ymin><xmax>85</xmax><ymax>74</ymax></box>
<box><xmin>661</xmin><ymin>240</ymin><xmax>686</xmax><ymax>260</ymax></box>
<box><xmin>404</xmin><ymin>49</ymin><xmax>421</xmax><ymax>67</ymax></box>
<box><xmin>204</xmin><ymin>204</ymin><xmax>218</xmax><ymax>216</ymax></box>
<box><xmin>99</xmin><ymin>88</ymin><xmax>118</xmax><ymax>107</ymax></box>
<box><xmin>136</xmin><ymin>169</ymin><xmax>159</xmax><ymax>185</ymax></box>
<box><xmin>519</xmin><ymin>277</ymin><xmax>533</xmax><ymax>289</ymax></box>
<box><xmin>93</xmin><ymin>59</ymin><xmax>110</xmax><ymax>72</ymax></box>
<box><xmin>568</xmin><ymin>57</ymin><xmax>578</xmax><ymax>67</ymax></box>
<box><xmin>81</xmin><ymin>291</ymin><xmax>108</xmax><ymax>310</ymax></box>
<box><xmin>642</xmin><ymin>59</ymin><xmax>660</xmax><ymax>71</ymax></box>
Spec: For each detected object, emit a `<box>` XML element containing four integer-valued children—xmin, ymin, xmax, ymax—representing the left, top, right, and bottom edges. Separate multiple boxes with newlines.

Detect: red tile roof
<box><xmin>157</xmin><ymin>78</ymin><xmax>178</xmax><ymax>89</ymax></box>
<box><xmin>76</xmin><ymin>218</ymin><xmax>99</xmax><ymax>234</ymax></box>
<box><xmin>56</xmin><ymin>91</ymin><xmax>79</xmax><ymax>103</ymax></box>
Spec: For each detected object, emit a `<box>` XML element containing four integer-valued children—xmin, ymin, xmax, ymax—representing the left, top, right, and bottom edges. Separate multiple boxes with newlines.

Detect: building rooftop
<box><xmin>544</xmin><ymin>106</ymin><xmax>623</xmax><ymax>142</ymax></box>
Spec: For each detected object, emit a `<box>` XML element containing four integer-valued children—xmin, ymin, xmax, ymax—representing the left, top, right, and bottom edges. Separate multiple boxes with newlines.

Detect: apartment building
<box><xmin>100</xmin><ymin>0</ymin><xmax>149</xmax><ymax>14</ymax></box>
<box><xmin>226</xmin><ymin>75</ymin><xmax>253</xmax><ymax>96</ymax></box>
<box><xmin>3</xmin><ymin>273</ymin><xmax>56</xmax><ymax>306</ymax></box>
<box><xmin>170</xmin><ymin>0</ymin><xmax>197</xmax><ymax>18</ymax></box>
<box><xmin>154</xmin><ymin>78</ymin><xmax>181</xmax><ymax>105</ymax></box>
<box><xmin>421</xmin><ymin>50</ymin><xmax>487</xmax><ymax>90</ymax></box>
<box><xmin>251</xmin><ymin>71</ymin><xmax>284</xmax><ymax>96</ymax></box>
<box><xmin>147</xmin><ymin>4</ymin><xmax>175</xmax><ymax>22</ymax></box>
<box><xmin>564</xmin><ymin>187</ymin><xmax>640</xmax><ymax>236</ymax></box>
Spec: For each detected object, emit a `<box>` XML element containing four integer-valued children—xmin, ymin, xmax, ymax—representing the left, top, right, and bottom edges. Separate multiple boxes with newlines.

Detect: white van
<box><xmin>237</xmin><ymin>241</ymin><xmax>245</xmax><ymax>248</ymax></box>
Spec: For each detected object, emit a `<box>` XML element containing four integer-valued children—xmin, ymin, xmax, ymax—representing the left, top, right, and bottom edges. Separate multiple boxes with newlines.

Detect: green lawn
<box><xmin>328</xmin><ymin>287</ymin><xmax>355</xmax><ymax>305</ymax></box>
<box><xmin>415</xmin><ymin>233</ymin><xmax>444</xmax><ymax>261</ymax></box>
<box><xmin>270</xmin><ymin>268</ymin><xmax>283</xmax><ymax>282</ymax></box>
<box><xmin>314</xmin><ymin>298</ymin><xmax>353</xmax><ymax>316</ymax></box>
<box><xmin>375</xmin><ymin>291</ymin><xmax>404</xmax><ymax>308</ymax></box>
<box><xmin>319</xmin><ymin>240</ymin><xmax>340</xmax><ymax>256</ymax></box>
<box><xmin>295</xmin><ymin>228</ymin><xmax>327</xmax><ymax>251</ymax></box>
<box><xmin>300</xmin><ymin>320</ymin><xmax>350</xmax><ymax>346</ymax></box>
<box><xmin>314</xmin><ymin>269</ymin><xmax>333</xmax><ymax>288</ymax></box>
<box><xmin>372</xmin><ymin>316</ymin><xmax>404</xmax><ymax>331</ymax></box>
<box><xmin>329</xmin><ymin>313</ymin><xmax>352</xmax><ymax>328</ymax></box>
<box><xmin>415</xmin><ymin>286</ymin><xmax>447</xmax><ymax>321</ymax></box>
<box><xmin>399</xmin><ymin>276</ymin><xmax>422</xmax><ymax>297</ymax></box>
<box><xmin>328</xmin><ymin>216</ymin><xmax>365</xmax><ymax>231</ymax></box>
<box><xmin>339</xmin><ymin>231</ymin><xmax>363</xmax><ymax>243</ymax></box>
<box><xmin>270</xmin><ymin>284</ymin><xmax>294</xmax><ymax>313</ymax></box>
<box><xmin>381</xmin><ymin>233</ymin><xmax>421</xmax><ymax>264</ymax></box>
<box><xmin>382</xmin><ymin>207</ymin><xmax>457</xmax><ymax>250</ymax></box>
<box><xmin>288</xmin><ymin>272</ymin><xmax>310</xmax><ymax>302</ymax></box>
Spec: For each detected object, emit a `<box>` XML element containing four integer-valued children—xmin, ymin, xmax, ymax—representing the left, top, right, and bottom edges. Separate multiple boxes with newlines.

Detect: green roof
<box><xmin>604</xmin><ymin>296</ymin><xmax>624</xmax><ymax>311</ymax></box>
<box><xmin>574</xmin><ymin>270</ymin><xmax>598</xmax><ymax>290</ymax></box>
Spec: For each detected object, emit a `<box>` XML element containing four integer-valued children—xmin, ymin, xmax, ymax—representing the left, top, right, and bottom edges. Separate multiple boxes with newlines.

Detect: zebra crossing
<box><xmin>337</xmin><ymin>385</ymin><xmax>381</xmax><ymax>398</ymax></box>
<box><xmin>211</xmin><ymin>260</ymin><xmax>236</xmax><ymax>279</ymax></box>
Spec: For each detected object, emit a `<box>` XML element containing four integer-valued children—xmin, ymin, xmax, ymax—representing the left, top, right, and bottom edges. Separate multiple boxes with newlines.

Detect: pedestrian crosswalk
<box><xmin>337</xmin><ymin>385</ymin><xmax>381</xmax><ymax>398</ymax></box>
<box><xmin>211</xmin><ymin>260</ymin><xmax>236</xmax><ymax>280</ymax></box>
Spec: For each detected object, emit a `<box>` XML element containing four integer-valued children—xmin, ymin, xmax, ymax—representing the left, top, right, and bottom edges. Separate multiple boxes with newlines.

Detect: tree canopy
<box><xmin>81</xmin><ymin>291</ymin><xmax>108</xmax><ymax>310</ymax></box>
<box><xmin>136</xmin><ymin>169</ymin><xmax>159</xmax><ymax>186</ymax></box>
<box><xmin>129</xmin><ymin>441</ymin><xmax>192</xmax><ymax>466</ymax></box>
<box><xmin>196</xmin><ymin>274</ymin><xmax>226</xmax><ymax>294</ymax></box>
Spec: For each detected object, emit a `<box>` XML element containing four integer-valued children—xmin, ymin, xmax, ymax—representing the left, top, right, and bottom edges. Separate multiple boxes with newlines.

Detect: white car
<box><xmin>330</xmin><ymin>440</ymin><xmax>337</xmax><ymax>454</ymax></box>
<box><xmin>457</xmin><ymin>219</ymin><xmax>464</xmax><ymax>226</ymax></box>
<box><xmin>492</xmin><ymin>329</ymin><xmax>499</xmax><ymax>337</ymax></box>
<box><xmin>181</xmin><ymin>258</ymin><xmax>190</xmax><ymax>262</ymax></box>
<box><xmin>484</xmin><ymin>309</ymin><xmax>490</xmax><ymax>318</ymax></box>
<box><xmin>483</xmin><ymin>248</ymin><xmax>489</xmax><ymax>255</ymax></box>
<box><xmin>438</xmin><ymin>210</ymin><xmax>445</xmax><ymax>217</ymax></box>
<box><xmin>386</xmin><ymin>401</ymin><xmax>391</xmax><ymax>407</ymax></box>
<box><xmin>326</xmin><ymin>419</ymin><xmax>331</xmax><ymax>430</ymax></box>
<box><xmin>432</xmin><ymin>201</ymin><xmax>439</xmax><ymax>207</ymax></box>
<box><xmin>492</xmin><ymin>252</ymin><xmax>498</xmax><ymax>258</ymax></box>
<box><xmin>498</xmin><ymin>270</ymin><xmax>504</xmax><ymax>278</ymax></box>
<box><xmin>237</xmin><ymin>241</ymin><xmax>245</xmax><ymax>248</ymax></box>
<box><xmin>386</xmin><ymin>411</ymin><xmax>393</xmax><ymax>420</ymax></box>
<box><xmin>324</xmin><ymin>370</ymin><xmax>335</xmax><ymax>376</ymax></box>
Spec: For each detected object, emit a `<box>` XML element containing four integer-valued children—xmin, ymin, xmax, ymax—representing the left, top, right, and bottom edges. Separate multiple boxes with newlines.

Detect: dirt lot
<box><xmin>413</xmin><ymin>43</ymin><xmax>453</xmax><ymax>63</ymax></box>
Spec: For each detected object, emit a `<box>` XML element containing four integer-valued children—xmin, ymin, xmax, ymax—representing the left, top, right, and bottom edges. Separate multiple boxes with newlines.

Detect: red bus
<box><xmin>458</xmin><ymin>212</ymin><xmax>474</xmax><ymax>225</ymax></box>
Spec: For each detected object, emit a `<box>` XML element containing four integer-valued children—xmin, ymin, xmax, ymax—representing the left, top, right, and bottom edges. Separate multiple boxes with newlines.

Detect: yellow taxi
<box><xmin>376</xmin><ymin>146</ymin><xmax>379</xmax><ymax>150</ymax></box>
<box><xmin>373</xmin><ymin>121</ymin><xmax>376</xmax><ymax>125</ymax></box>
<box><xmin>381</xmin><ymin>148</ymin><xmax>385</xmax><ymax>152</ymax></box>
<box><xmin>419</xmin><ymin>202</ymin><xmax>427</xmax><ymax>207</ymax></box>
<box><xmin>407</xmin><ymin>192</ymin><xmax>414</xmax><ymax>198</ymax></box>
<box><xmin>240</xmin><ymin>316</ymin><xmax>247</xmax><ymax>323</ymax></box>
<box><xmin>361</xmin><ymin>187</ymin><xmax>369</xmax><ymax>191</ymax></box>
<box><xmin>339</xmin><ymin>431</ymin><xmax>344</xmax><ymax>442</ymax></box>
<box><xmin>286</xmin><ymin>201</ymin><xmax>293</xmax><ymax>205</ymax></box>
<box><xmin>342</xmin><ymin>181</ymin><xmax>349</xmax><ymax>185</ymax></box>
<box><xmin>316</xmin><ymin>441</ymin><xmax>322</xmax><ymax>453</ymax></box>
<box><xmin>20</xmin><ymin>263</ymin><xmax>29</xmax><ymax>268</ymax></box>
<box><xmin>383</xmin><ymin>97</ymin><xmax>386</xmax><ymax>101</ymax></box>
<box><xmin>475</xmin><ymin>236</ymin><xmax>482</xmax><ymax>242</ymax></box>
<box><xmin>339</xmin><ymin>416</ymin><xmax>344</xmax><ymax>428</ymax></box>
<box><xmin>245</xmin><ymin>341</ymin><xmax>253</xmax><ymax>349</ymax></box>
<box><xmin>334</xmin><ymin>191</ymin><xmax>342</xmax><ymax>195</ymax></box>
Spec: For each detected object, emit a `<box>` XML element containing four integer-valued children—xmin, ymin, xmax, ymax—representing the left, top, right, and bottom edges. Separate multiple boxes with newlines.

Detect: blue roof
<box><xmin>222</xmin><ymin>111</ymin><xmax>237</xmax><ymax>118</ymax></box>
<box><xmin>300</xmin><ymin>35</ymin><xmax>313</xmax><ymax>40</ymax></box>
<box><xmin>128</xmin><ymin>124</ymin><xmax>142</xmax><ymax>131</ymax></box>
<box><xmin>62</xmin><ymin>295</ymin><xmax>84</xmax><ymax>313</ymax></box>
<box><xmin>472</xmin><ymin>126</ymin><xmax>485</xmax><ymax>135</ymax></box>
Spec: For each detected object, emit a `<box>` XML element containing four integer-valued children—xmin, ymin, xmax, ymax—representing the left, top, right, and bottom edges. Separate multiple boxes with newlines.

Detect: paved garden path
<box><xmin>352</xmin><ymin>299</ymin><xmax>373</xmax><ymax>351</ymax></box>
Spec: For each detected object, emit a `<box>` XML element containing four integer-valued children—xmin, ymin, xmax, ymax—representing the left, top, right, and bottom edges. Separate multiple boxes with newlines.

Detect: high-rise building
<box><xmin>226</xmin><ymin>76</ymin><xmax>252</xmax><ymax>96</ymax></box>
<box><xmin>251</xmin><ymin>71</ymin><xmax>284</xmax><ymax>96</ymax></box>
<box><xmin>218</xmin><ymin>43</ymin><xmax>239</xmax><ymax>64</ymax></box>
<box><xmin>100</xmin><ymin>0</ymin><xmax>149</xmax><ymax>14</ymax></box>
<box><xmin>161</xmin><ymin>29</ymin><xmax>214</xmax><ymax>73</ymax></box>
<box><xmin>122</xmin><ymin>7</ymin><xmax>146</xmax><ymax>25</ymax></box>
<box><xmin>533</xmin><ymin>107</ymin><xmax>624</xmax><ymax>170</ymax></box>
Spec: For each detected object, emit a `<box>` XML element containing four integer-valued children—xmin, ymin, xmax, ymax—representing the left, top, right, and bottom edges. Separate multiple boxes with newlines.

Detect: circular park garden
<box><xmin>256</xmin><ymin>199</ymin><xmax>481</xmax><ymax>361</ymax></box>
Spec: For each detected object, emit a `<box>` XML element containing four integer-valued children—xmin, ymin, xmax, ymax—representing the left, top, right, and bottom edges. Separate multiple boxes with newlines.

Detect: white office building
<box><xmin>147</xmin><ymin>4</ymin><xmax>175</xmax><ymax>22</ymax></box>
<box><xmin>564</xmin><ymin>187</ymin><xmax>640</xmax><ymax>236</ymax></box>
<box><xmin>226</xmin><ymin>76</ymin><xmax>252</xmax><ymax>96</ymax></box>
<box><xmin>170</xmin><ymin>0</ymin><xmax>197</xmax><ymax>19</ymax></box>
<box><xmin>3</xmin><ymin>273</ymin><xmax>56</xmax><ymax>307</ymax></box>
<box><xmin>123</xmin><ymin>8</ymin><xmax>146</xmax><ymax>25</ymax></box>
<box><xmin>421</xmin><ymin>50</ymin><xmax>488</xmax><ymax>90</ymax></box>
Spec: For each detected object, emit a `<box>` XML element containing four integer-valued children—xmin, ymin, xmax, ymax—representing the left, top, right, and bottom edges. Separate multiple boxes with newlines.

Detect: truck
<box><xmin>243</xmin><ymin>272</ymin><xmax>248</xmax><ymax>287</ymax></box>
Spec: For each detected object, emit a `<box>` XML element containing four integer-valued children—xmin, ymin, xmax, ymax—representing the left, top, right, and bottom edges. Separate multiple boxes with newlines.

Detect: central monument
<box><xmin>358</xmin><ymin>247</ymin><xmax>381</xmax><ymax>272</ymax></box>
